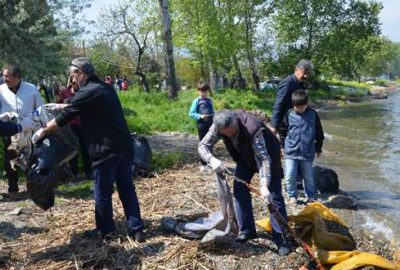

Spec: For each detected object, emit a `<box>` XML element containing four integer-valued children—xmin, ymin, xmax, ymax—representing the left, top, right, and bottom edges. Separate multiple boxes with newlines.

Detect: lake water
<box><xmin>317</xmin><ymin>89</ymin><xmax>400</xmax><ymax>247</ymax></box>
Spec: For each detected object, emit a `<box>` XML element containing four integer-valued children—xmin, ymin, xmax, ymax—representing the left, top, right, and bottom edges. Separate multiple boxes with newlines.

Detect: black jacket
<box><xmin>271</xmin><ymin>74</ymin><xmax>305</xmax><ymax>129</ymax></box>
<box><xmin>0</xmin><ymin>121</ymin><xmax>20</xmax><ymax>137</ymax></box>
<box><xmin>56</xmin><ymin>75</ymin><xmax>133</xmax><ymax>167</ymax></box>
<box><xmin>222</xmin><ymin>111</ymin><xmax>282</xmax><ymax>176</ymax></box>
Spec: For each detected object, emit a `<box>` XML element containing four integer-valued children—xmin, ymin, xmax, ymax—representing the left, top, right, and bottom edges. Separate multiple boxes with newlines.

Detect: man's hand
<box><xmin>260</xmin><ymin>186</ymin><xmax>273</xmax><ymax>205</ymax></box>
<box><xmin>209</xmin><ymin>157</ymin><xmax>226</xmax><ymax>174</ymax></box>
<box><xmin>201</xmin><ymin>114</ymin><xmax>209</xmax><ymax>120</ymax></box>
<box><xmin>31</xmin><ymin>128</ymin><xmax>47</xmax><ymax>143</ymax></box>
<box><xmin>43</xmin><ymin>103</ymin><xmax>62</xmax><ymax>110</ymax></box>
<box><xmin>20</xmin><ymin>117</ymin><xmax>35</xmax><ymax>131</ymax></box>
<box><xmin>0</xmin><ymin>112</ymin><xmax>18</xmax><ymax>122</ymax></box>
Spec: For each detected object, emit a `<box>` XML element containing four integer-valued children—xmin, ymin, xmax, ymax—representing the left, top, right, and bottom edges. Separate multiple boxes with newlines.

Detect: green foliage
<box><xmin>57</xmin><ymin>181</ymin><xmax>93</xmax><ymax>199</ymax></box>
<box><xmin>374</xmin><ymin>80</ymin><xmax>389</xmax><ymax>87</ymax></box>
<box><xmin>151</xmin><ymin>152</ymin><xmax>187</xmax><ymax>172</ymax></box>
<box><xmin>118</xmin><ymin>87</ymin><xmax>275</xmax><ymax>135</ymax></box>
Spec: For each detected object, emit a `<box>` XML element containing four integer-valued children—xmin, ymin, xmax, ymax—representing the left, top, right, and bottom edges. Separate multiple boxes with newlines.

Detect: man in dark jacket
<box><xmin>37</xmin><ymin>58</ymin><xmax>145</xmax><ymax>242</ymax></box>
<box><xmin>199</xmin><ymin>109</ymin><xmax>292</xmax><ymax>256</ymax></box>
<box><xmin>270</xmin><ymin>60</ymin><xmax>314</xmax><ymax>138</ymax></box>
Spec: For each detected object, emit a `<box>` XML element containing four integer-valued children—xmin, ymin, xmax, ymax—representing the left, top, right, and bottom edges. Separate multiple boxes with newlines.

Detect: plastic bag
<box><xmin>131</xmin><ymin>133</ymin><xmax>152</xmax><ymax>177</ymax></box>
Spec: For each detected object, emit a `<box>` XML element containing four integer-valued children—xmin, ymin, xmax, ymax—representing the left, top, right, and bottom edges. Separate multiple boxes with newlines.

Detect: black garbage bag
<box><xmin>26</xmin><ymin>167</ymin><xmax>56</xmax><ymax>211</ymax></box>
<box><xmin>313</xmin><ymin>165</ymin><xmax>339</xmax><ymax>194</ymax></box>
<box><xmin>131</xmin><ymin>133</ymin><xmax>152</xmax><ymax>177</ymax></box>
<box><xmin>27</xmin><ymin>107</ymin><xmax>79</xmax><ymax>210</ymax></box>
<box><xmin>27</xmin><ymin>164</ymin><xmax>75</xmax><ymax>210</ymax></box>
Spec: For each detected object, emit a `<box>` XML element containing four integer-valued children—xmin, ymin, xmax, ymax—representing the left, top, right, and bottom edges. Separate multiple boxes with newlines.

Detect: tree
<box><xmin>272</xmin><ymin>0</ymin><xmax>382</xmax><ymax>80</ymax></box>
<box><xmin>0</xmin><ymin>0</ymin><xmax>92</xmax><ymax>81</ymax></box>
<box><xmin>98</xmin><ymin>0</ymin><xmax>159</xmax><ymax>92</ymax></box>
<box><xmin>158</xmin><ymin>0</ymin><xmax>179</xmax><ymax>99</ymax></box>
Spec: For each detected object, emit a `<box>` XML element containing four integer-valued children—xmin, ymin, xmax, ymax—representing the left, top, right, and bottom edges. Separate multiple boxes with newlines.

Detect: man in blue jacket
<box><xmin>270</xmin><ymin>60</ymin><xmax>314</xmax><ymax>138</ymax></box>
<box><xmin>37</xmin><ymin>58</ymin><xmax>145</xmax><ymax>242</ymax></box>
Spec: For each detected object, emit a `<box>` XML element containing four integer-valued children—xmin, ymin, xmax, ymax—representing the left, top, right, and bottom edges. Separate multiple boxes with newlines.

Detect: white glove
<box><xmin>0</xmin><ymin>112</ymin><xmax>18</xmax><ymax>121</ymax></box>
<box><xmin>260</xmin><ymin>186</ymin><xmax>273</xmax><ymax>205</ymax></box>
<box><xmin>20</xmin><ymin>117</ymin><xmax>35</xmax><ymax>131</ymax></box>
<box><xmin>209</xmin><ymin>157</ymin><xmax>226</xmax><ymax>174</ymax></box>
<box><xmin>31</xmin><ymin>128</ymin><xmax>46</xmax><ymax>144</ymax></box>
<box><xmin>43</xmin><ymin>103</ymin><xmax>61</xmax><ymax>110</ymax></box>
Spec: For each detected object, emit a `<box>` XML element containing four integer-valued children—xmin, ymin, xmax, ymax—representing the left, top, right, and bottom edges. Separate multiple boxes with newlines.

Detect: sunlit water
<box><xmin>317</xmin><ymin>89</ymin><xmax>400</xmax><ymax>247</ymax></box>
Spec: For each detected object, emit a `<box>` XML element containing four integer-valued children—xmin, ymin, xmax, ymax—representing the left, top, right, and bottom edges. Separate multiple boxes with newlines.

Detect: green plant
<box><xmin>151</xmin><ymin>152</ymin><xmax>187</xmax><ymax>172</ymax></box>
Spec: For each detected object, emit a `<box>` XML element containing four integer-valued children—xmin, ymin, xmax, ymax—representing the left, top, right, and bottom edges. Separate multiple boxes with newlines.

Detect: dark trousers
<box><xmin>198</xmin><ymin>122</ymin><xmax>212</xmax><ymax>165</ymax></box>
<box><xmin>234</xmin><ymin>162</ymin><xmax>288</xmax><ymax>236</ymax></box>
<box><xmin>93</xmin><ymin>155</ymin><xmax>143</xmax><ymax>234</ymax></box>
<box><xmin>2</xmin><ymin>137</ymin><xmax>19</xmax><ymax>193</ymax></box>
<box><xmin>69</xmin><ymin>125</ymin><xmax>92</xmax><ymax>178</ymax></box>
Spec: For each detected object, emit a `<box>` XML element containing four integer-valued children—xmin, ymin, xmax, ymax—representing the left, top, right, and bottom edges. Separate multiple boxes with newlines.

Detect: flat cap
<box><xmin>70</xmin><ymin>57</ymin><xmax>95</xmax><ymax>75</ymax></box>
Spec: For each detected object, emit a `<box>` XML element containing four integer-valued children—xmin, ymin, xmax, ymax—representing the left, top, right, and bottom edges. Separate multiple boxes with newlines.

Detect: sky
<box><xmin>83</xmin><ymin>0</ymin><xmax>400</xmax><ymax>42</ymax></box>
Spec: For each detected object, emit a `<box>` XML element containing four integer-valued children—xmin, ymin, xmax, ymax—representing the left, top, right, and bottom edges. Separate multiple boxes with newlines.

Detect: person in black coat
<box><xmin>270</xmin><ymin>60</ymin><xmax>314</xmax><ymax>138</ymax></box>
<box><xmin>37</xmin><ymin>58</ymin><xmax>145</xmax><ymax>242</ymax></box>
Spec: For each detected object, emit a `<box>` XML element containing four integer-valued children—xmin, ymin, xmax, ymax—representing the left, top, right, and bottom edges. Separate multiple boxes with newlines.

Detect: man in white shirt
<box><xmin>0</xmin><ymin>64</ymin><xmax>44</xmax><ymax>199</ymax></box>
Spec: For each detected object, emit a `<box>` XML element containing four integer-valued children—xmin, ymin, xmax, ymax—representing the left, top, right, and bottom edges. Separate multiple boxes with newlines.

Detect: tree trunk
<box><xmin>158</xmin><ymin>0</ymin><xmax>178</xmax><ymax>99</ymax></box>
<box><xmin>232</xmin><ymin>55</ymin><xmax>246</xmax><ymax>89</ymax></box>
<box><xmin>135</xmin><ymin>71</ymin><xmax>150</xmax><ymax>92</ymax></box>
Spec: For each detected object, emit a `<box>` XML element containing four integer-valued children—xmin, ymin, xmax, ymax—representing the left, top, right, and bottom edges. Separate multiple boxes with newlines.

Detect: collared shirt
<box><xmin>198</xmin><ymin>124</ymin><xmax>272</xmax><ymax>189</ymax></box>
<box><xmin>0</xmin><ymin>81</ymin><xmax>44</xmax><ymax>117</ymax></box>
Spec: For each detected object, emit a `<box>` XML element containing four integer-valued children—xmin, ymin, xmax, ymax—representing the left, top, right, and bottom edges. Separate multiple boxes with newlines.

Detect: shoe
<box><xmin>278</xmin><ymin>242</ymin><xmax>293</xmax><ymax>256</ymax></box>
<box><xmin>273</xmin><ymin>231</ymin><xmax>293</xmax><ymax>256</ymax></box>
<box><xmin>9</xmin><ymin>192</ymin><xmax>21</xmax><ymax>200</ymax></box>
<box><xmin>83</xmin><ymin>229</ymin><xmax>116</xmax><ymax>240</ymax></box>
<box><xmin>235</xmin><ymin>232</ymin><xmax>257</xmax><ymax>243</ymax></box>
<box><xmin>288</xmin><ymin>197</ymin><xmax>297</xmax><ymax>205</ymax></box>
<box><xmin>130</xmin><ymin>230</ymin><xmax>145</xmax><ymax>243</ymax></box>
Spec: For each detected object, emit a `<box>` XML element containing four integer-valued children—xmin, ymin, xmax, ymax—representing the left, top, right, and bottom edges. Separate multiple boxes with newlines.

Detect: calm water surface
<box><xmin>318</xmin><ymin>89</ymin><xmax>400</xmax><ymax>246</ymax></box>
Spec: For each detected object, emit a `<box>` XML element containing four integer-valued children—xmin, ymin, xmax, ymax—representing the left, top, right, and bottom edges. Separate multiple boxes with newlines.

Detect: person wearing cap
<box><xmin>0</xmin><ymin>64</ymin><xmax>44</xmax><ymax>199</ymax></box>
<box><xmin>35</xmin><ymin>57</ymin><xmax>145</xmax><ymax>242</ymax></box>
<box><xmin>270</xmin><ymin>59</ymin><xmax>314</xmax><ymax>138</ymax></box>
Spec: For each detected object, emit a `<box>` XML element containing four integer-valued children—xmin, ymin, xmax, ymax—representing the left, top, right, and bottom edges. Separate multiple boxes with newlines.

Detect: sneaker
<box><xmin>288</xmin><ymin>197</ymin><xmax>297</xmax><ymax>205</ymax></box>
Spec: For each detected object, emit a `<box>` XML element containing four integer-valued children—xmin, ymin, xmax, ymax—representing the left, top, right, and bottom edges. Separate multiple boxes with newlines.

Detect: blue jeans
<box><xmin>285</xmin><ymin>159</ymin><xmax>316</xmax><ymax>200</ymax></box>
<box><xmin>234</xmin><ymin>162</ymin><xmax>287</xmax><ymax>236</ymax></box>
<box><xmin>93</xmin><ymin>155</ymin><xmax>144</xmax><ymax>234</ymax></box>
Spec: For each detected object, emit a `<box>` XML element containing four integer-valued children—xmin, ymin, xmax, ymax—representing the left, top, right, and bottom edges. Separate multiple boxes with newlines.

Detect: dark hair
<box><xmin>2</xmin><ymin>64</ymin><xmax>22</xmax><ymax>78</ymax></box>
<box><xmin>197</xmin><ymin>82</ymin><xmax>210</xmax><ymax>91</ymax></box>
<box><xmin>292</xmin><ymin>90</ymin><xmax>308</xmax><ymax>106</ymax></box>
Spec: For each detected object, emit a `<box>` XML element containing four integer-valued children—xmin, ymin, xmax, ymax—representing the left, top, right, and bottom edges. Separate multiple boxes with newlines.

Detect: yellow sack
<box><xmin>256</xmin><ymin>202</ymin><xmax>399</xmax><ymax>269</ymax></box>
<box><xmin>256</xmin><ymin>202</ymin><xmax>355</xmax><ymax>250</ymax></box>
<box><xmin>319</xmin><ymin>250</ymin><xmax>400</xmax><ymax>270</ymax></box>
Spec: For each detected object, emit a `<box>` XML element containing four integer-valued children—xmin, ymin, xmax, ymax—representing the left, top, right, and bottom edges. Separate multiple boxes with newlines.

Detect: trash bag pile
<box><xmin>131</xmin><ymin>133</ymin><xmax>152</xmax><ymax>177</ymax></box>
<box><xmin>257</xmin><ymin>202</ymin><xmax>400</xmax><ymax>270</ymax></box>
<box><xmin>25</xmin><ymin>107</ymin><xmax>78</xmax><ymax>210</ymax></box>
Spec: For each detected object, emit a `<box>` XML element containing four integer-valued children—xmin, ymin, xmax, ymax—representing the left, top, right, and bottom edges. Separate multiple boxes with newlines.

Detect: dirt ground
<box><xmin>0</xmin><ymin>132</ymin><xmax>397</xmax><ymax>270</ymax></box>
